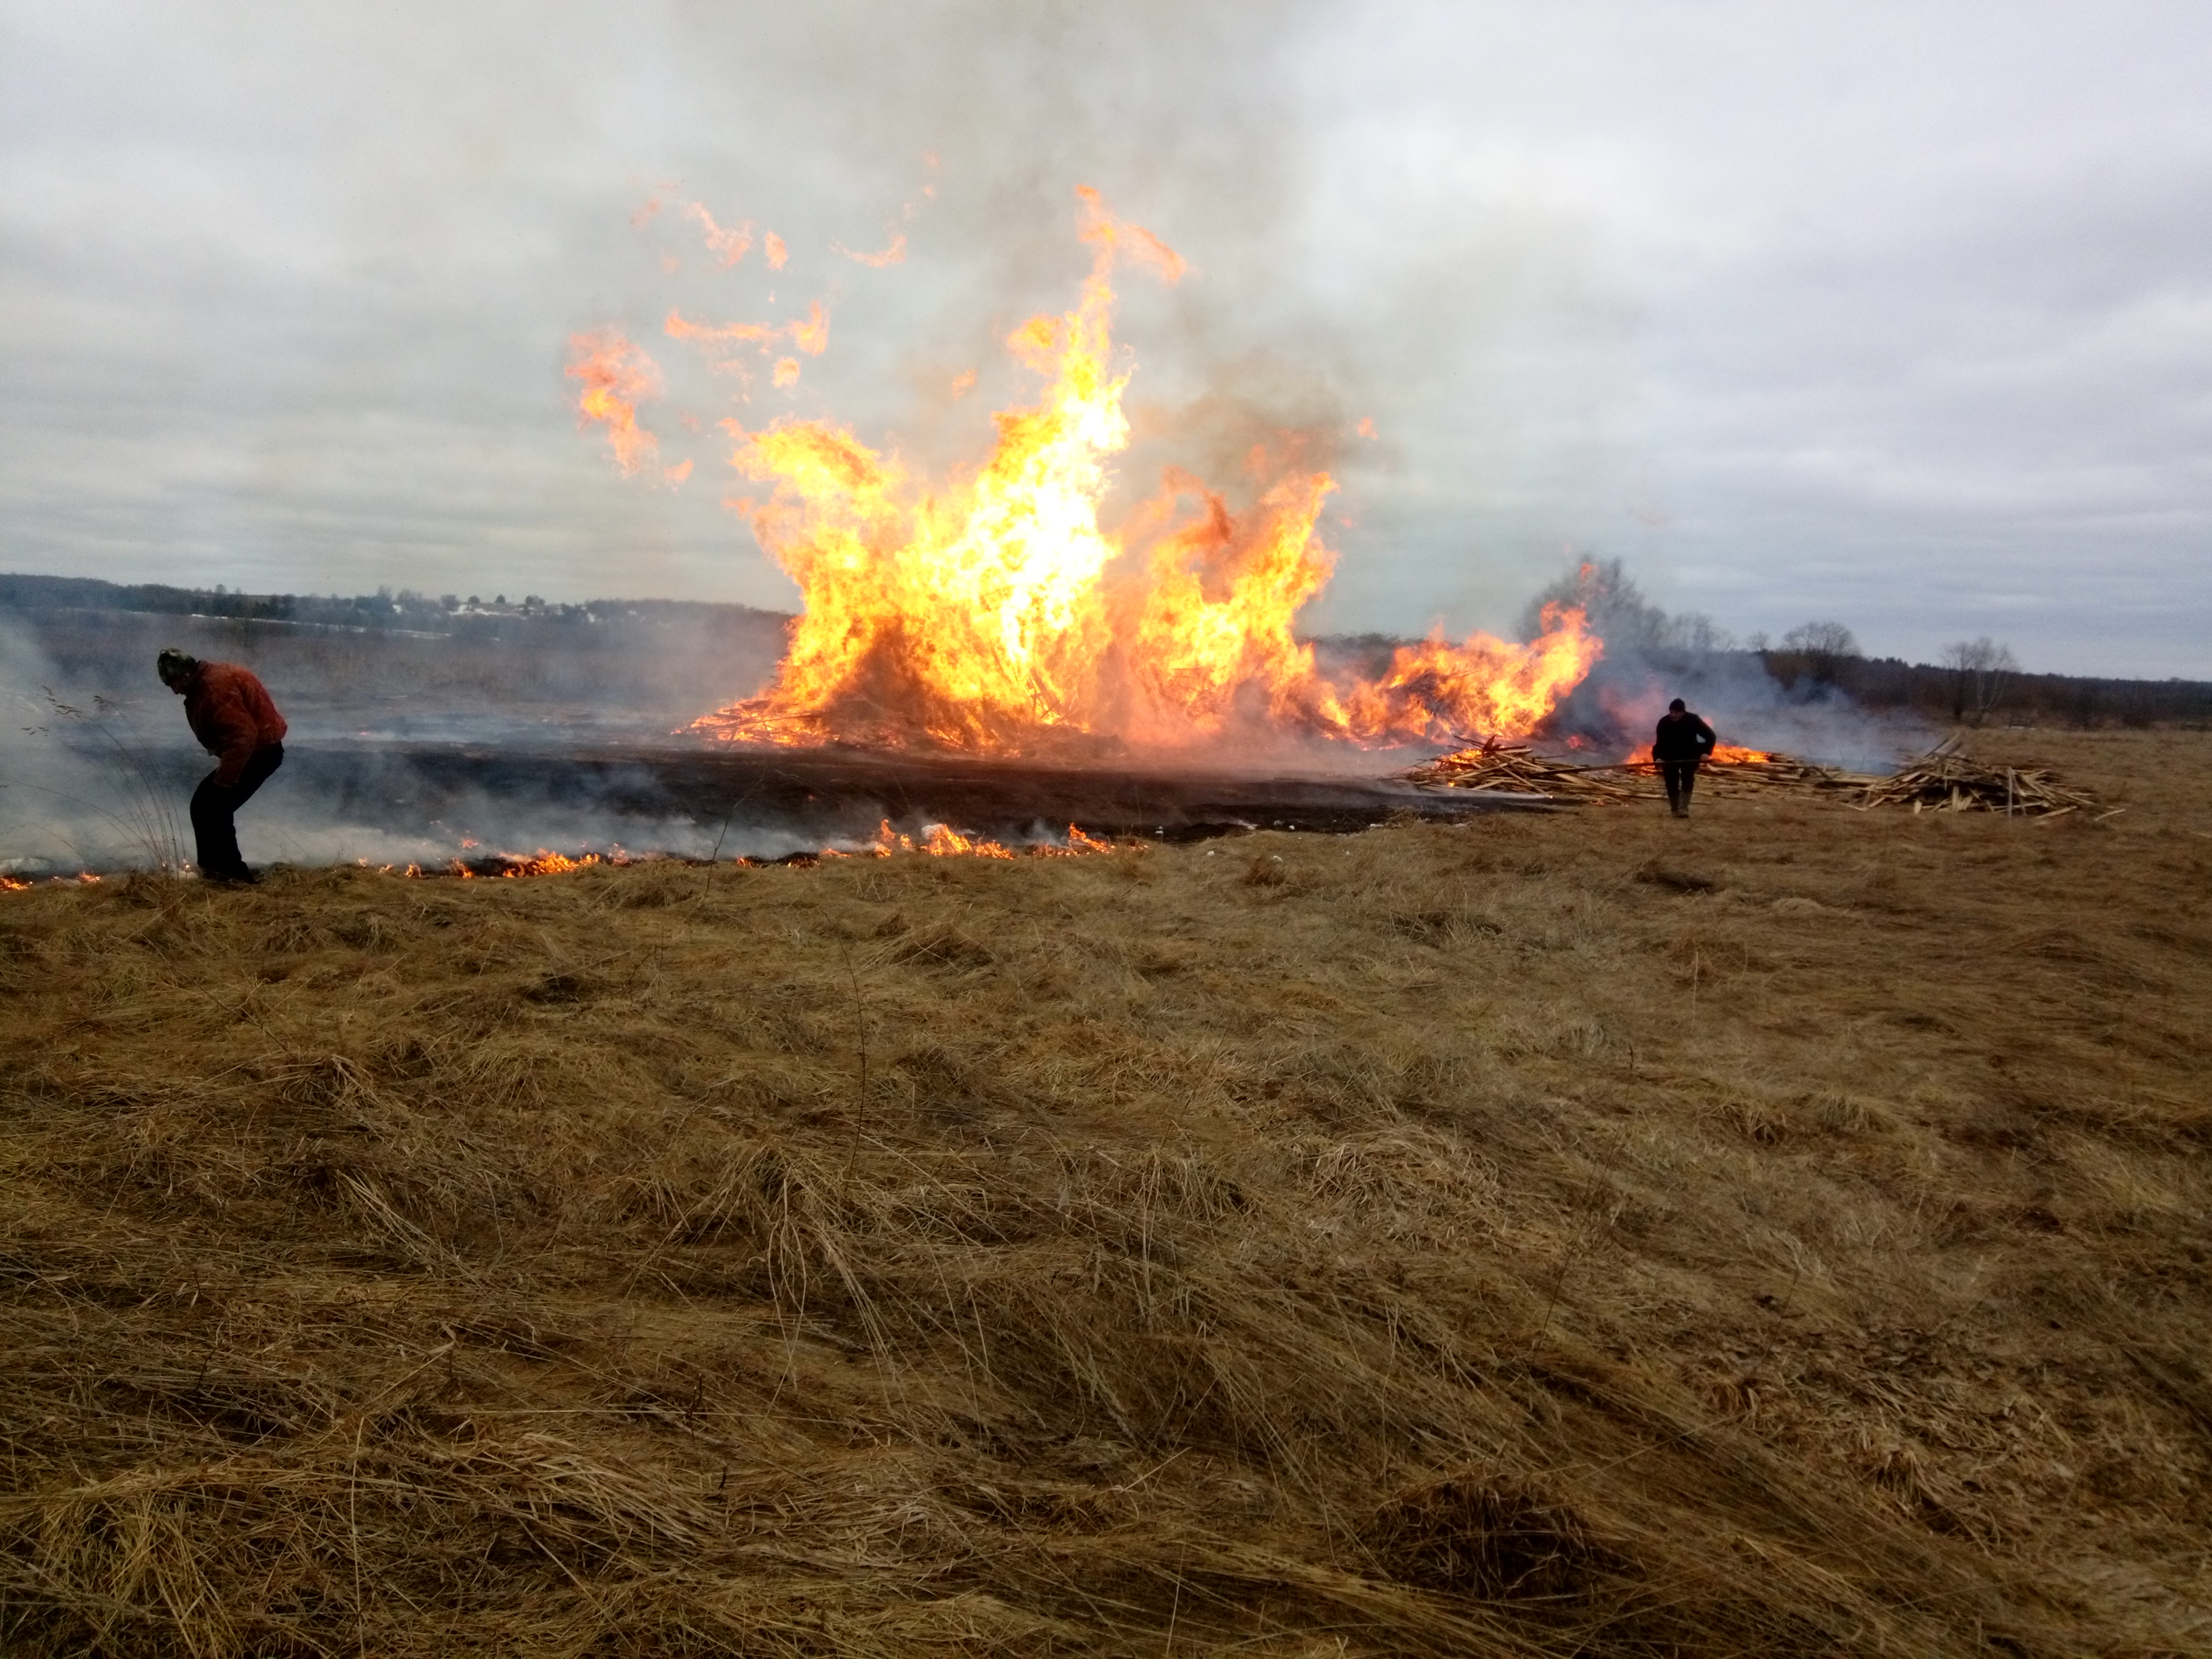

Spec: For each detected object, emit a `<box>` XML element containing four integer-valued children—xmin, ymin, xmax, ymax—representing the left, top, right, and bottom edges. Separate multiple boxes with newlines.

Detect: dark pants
<box><xmin>1661</xmin><ymin>759</ymin><xmax>1700</xmax><ymax>815</ymax></box>
<box><xmin>190</xmin><ymin>743</ymin><xmax>283</xmax><ymax>878</ymax></box>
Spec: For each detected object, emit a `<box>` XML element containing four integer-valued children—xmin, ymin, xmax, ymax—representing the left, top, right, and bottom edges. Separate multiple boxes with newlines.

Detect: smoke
<box><xmin>1515</xmin><ymin>559</ymin><xmax>1933</xmax><ymax>771</ymax></box>
<box><xmin>0</xmin><ymin>605</ymin><xmax>805</xmax><ymax>876</ymax></box>
<box><xmin>228</xmin><ymin>758</ymin><xmax>840</xmax><ymax>874</ymax></box>
<box><xmin>1575</xmin><ymin>653</ymin><xmax>1933</xmax><ymax>775</ymax></box>
<box><xmin>3</xmin><ymin>597</ymin><xmax>1548</xmax><ymax>878</ymax></box>
<box><xmin>5</xmin><ymin>1</ymin><xmax>1630</xmax><ymax>645</ymax></box>
<box><xmin>0</xmin><ymin>614</ymin><xmax>201</xmax><ymax>876</ymax></box>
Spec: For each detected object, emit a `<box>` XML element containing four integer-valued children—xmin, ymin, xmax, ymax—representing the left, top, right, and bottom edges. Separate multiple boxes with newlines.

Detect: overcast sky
<box><xmin>3</xmin><ymin>1</ymin><xmax>2207</xmax><ymax>676</ymax></box>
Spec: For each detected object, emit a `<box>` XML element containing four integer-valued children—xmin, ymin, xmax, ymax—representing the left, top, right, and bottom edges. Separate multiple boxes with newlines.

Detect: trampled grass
<box><xmin>2</xmin><ymin>729</ymin><xmax>2207</xmax><ymax>1656</ymax></box>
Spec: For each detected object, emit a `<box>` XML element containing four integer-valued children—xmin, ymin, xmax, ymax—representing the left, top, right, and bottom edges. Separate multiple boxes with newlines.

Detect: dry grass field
<box><xmin>3</xmin><ymin>728</ymin><xmax>2208</xmax><ymax>1657</ymax></box>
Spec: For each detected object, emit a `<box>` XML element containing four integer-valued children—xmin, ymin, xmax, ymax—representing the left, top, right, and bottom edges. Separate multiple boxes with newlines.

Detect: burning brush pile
<box><xmin>576</xmin><ymin>189</ymin><xmax>1599</xmax><ymax>762</ymax></box>
<box><xmin>565</xmin><ymin>185</ymin><xmax>2116</xmax><ymax>840</ymax></box>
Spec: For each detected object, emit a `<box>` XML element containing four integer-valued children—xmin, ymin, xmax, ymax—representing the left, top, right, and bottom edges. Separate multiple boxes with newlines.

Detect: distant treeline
<box><xmin>1315</xmin><ymin>634</ymin><xmax>2212</xmax><ymax>730</ymax></box>
<box><xmin>9</xmin><ymin>573</ymin><xmax>2207</xmax><ymax>729</ymax></box>
<box><xmin>0</xmin><ymin>573</ymin><xmax>787</xmax><ymax>638</ymax></box>
<box><xmin>3</xmin><ymin>573</ymin><xmax>794</xmax><ymax>718</ymax></box>
<box><xmin>1783</xmin><ymin>653</ymin><xmax>2212</xmax><ymax>729</ymax></box>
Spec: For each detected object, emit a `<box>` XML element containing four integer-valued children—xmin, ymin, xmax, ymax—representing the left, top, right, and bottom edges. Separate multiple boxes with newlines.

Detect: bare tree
<box><xmin>1516</xmin><ymin>557</ymin><xmax>1736</xmax><ymax>656</ymax></box>
<box><xmin>1779</xmin><ymin>620</ymin><xmax>1860</xmax><ymax>689</ymax></box>
<box><xmin>1940</xmin><ymin>636</ymin><xmax>2018</xmax><ymax>726</ymax></box>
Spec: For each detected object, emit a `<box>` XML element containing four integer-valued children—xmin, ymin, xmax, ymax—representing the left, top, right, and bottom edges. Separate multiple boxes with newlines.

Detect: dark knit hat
<box><xmin>157</xmin><ymin>649</ymin><xmax>198</xmax><ymax>687</ymax></box>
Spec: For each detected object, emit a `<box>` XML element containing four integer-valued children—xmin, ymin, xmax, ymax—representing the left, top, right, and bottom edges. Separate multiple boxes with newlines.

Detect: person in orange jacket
<box><xmin>157</xmin><ymin>649</ymin><xmax>287</xmax><ymax>884</ymax></box>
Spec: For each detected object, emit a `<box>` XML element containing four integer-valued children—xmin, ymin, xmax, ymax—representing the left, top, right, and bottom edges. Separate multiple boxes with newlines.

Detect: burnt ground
<box><xmin>282</xmin><ymin>739</ymin><xmax>1544</xmax><ymax>850</ymax></box>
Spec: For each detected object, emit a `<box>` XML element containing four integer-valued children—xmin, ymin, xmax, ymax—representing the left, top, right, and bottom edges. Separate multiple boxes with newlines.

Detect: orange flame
<box><xmin>682</xmin><ymin>202</ymin><xmax>754</xmax><ymax>266</ymax></box>
<box><xmin>667</xmin><ymin>301</ymin><xmax>830</xmax><ymax>375</ymax></box>
<box><xmin>567</xmin><ymin>331</ymin><xmax>665</xmax><ymax>476</ymax></box>
<box><xmin>499</xmin><ymin>848</ymin><xmax>626</xmax><ymax>876</ymax></box>
<box><xmin>665</xmin><ymin>310</ymin><xmax>779</xmax><ymax>352</ymax></box>
<box><xmin>499</xmin><ymin>849</ymin><xmax>606</xmax><ymax>877</ymax></box>
<box><xmin>764</xmin><ymin>231</ymin><xmax>788</xmax><ymax>270</ymax></box>
<box><xmin>689</xmin><ymin>190</ymin><xmax>1599</xmax><ymax>757</ymax></box>
<box><xmin>1042</xmin><ymin>825</ymin><xmax>1117</xmax><ymax>857</ymax></box>
<box><xmin>861</xmin><ymin>821</ymin><xmax>1109</xmax><ymax>859</ymax></box>
<box><xmin>789</xmin><ymin>300</ymin><xmax>829</xmax><ymax>356</ymax></box>
<box><xmin>836</xmin><ymin>230</ymin><xmax>907</xmax><ymax>268</ymax></box>
<box><xmin>333</xmin><ymin>827</ymin><xmax>1115</xmax><ymax>881</ymax></box>
<box><xmin>3</xmin><ymin>872</ymin><xmax>112</xmax><ymax>892</ymax></box>
<box><xmin>1618</xmin><ymin>741</ymin><xmax>1773</xmax><ymax>768</ymax></box>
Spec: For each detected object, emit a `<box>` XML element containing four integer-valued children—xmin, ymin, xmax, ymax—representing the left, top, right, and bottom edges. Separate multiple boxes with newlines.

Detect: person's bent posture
<box><xmin>1652</xmin><ymin>697</ymin><xmax>1717</xmax><ymax>819</ymax></box>
<box><xmin>157</xmin><ymin>649</ymin><xmax>287</xmax><ymax>883</ymax></box>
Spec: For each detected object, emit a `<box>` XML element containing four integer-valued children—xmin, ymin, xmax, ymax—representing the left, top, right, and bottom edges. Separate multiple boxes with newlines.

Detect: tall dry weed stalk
<box><xmin>6</xmin><ymin>690</ymin><xmax>188</xmax><ymax>872</ymax></box>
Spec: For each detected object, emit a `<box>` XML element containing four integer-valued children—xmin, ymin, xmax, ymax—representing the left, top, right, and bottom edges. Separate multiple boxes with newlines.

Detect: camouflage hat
<box><xmin>157</xmin><ymin>649</ymin><xmax>199</xmax><ymax>686</ymax></box>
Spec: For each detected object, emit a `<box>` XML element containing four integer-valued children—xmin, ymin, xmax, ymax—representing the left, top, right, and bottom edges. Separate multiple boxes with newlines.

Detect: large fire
<box><xmin>628</xmin><ymin>188</ymin><xmax>1601</xmax><ymax>757</ymax></box>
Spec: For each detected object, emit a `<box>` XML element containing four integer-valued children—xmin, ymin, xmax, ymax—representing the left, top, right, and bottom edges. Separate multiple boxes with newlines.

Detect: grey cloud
<box><xmin>3</xmin><ymin>0</ymin><xmax>2208</xmax><ymax>675</ymax></box>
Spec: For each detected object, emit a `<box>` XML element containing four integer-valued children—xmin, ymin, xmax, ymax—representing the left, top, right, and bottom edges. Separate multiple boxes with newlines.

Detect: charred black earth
<box><xmin>289</xmin><ymin>738</ymin><xmax>1539</xmax><ymax>853</ymax></box>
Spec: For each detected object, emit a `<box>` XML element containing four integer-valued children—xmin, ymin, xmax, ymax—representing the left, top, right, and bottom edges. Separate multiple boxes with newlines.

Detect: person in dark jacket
<box><xmin>1651</xmin><ymin>697</ymin><xmax>1717</xmax><ymax>818</ymax></box>
<box><xmin>157</xmin><ymin>649</ymin><xmax>287</xmax><ymax>883</ymax></box>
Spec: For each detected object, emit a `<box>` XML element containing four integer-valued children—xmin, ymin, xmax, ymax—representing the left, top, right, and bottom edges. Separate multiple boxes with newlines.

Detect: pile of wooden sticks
<box><xmin>1857</xmin><ymin>737</ymin><xmax>2104</xmax><ymax>817</ymax></box>
<box><xmin>1403</xmin><ymin>743</ymin><xmax>1654</xmax><ymax>802</ymax></box>
<box><xmin>1407</xmin><ymin>736</ymin><xmax>2102</xmax><ymax>817</ymax></box>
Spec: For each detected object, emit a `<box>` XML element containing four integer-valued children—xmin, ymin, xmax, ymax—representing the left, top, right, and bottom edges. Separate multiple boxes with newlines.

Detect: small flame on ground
<box><xmin>3</xmin><ymin>872</ymin><xmax>105</xmax><ymax>894</ymax></box>
<box><xmin>1617</xmin><ymin>742</ymin><xmax>1778</xmax><ymax>768</ymax></box>
<box><xmin>350</xmin><ymin>849</ymin><xmax>638</xmax><ymax>880</ymax></box>
<box><xmin>848</xmin><ymin>821</ymin><xmax>1113</xmax><ymax>859</ymax></box>
<box><xmin>10</xmin><ymin>827</ymin><xmax>1115</xmax><ymax>894</ymax></box>
<box><xmin>438</xmin><ymin>827</ymin><xmax>1109</xmax><ymax>879</ymax></box>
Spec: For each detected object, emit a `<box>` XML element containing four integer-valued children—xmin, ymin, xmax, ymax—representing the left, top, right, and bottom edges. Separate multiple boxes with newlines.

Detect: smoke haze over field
<box><xmin>4</xmin><ymin>1</ymin><xmax>2210</xmax><ymax>676</ymax></box>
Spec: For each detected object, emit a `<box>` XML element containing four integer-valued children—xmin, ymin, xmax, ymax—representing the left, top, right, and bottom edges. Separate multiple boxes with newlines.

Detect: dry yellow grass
<box><xmin>3</xmin><ymin>728</ymin><xmax>2208</xmax><ymax>1656</ymax></box>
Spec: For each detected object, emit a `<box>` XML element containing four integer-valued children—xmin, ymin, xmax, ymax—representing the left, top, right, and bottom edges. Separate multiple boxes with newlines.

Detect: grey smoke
<box><xmin>0</xmin><ymin>606</ymin><xmax>806</xmax><ymax>875</ymax></box>
<box><xmin>1515</xmin><ymin>558</ymin><xmax>1933</xmax><ymax>773</ymax></box>
<box><xmin>1</xmin><ymin>615</ymin><xmax>200</xmax><ymax>874</ymax></box>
